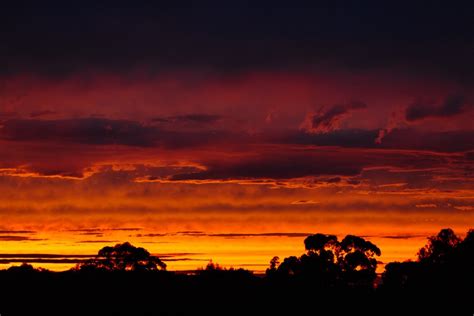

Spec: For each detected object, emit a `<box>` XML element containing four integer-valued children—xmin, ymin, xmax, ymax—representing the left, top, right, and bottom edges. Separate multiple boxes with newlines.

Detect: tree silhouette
<box><xmin>417</xmin><ymin>228</ymin><xmax>460</xmax><ymax>264</ymax></box>
<box><xmin>304</xmin><ymin>233</ymin><xmax>338</xmax><ymax>254</ymax></box>
<box><xmin>457</xmin><ymin>229</ymin><xmax>474</xmax><ymax>263</ymax></box>
<box><xmin>268</xmin><ymin>233</ymin><xmax>381</xmax><ymax>288</ymax></box>
<box><xmin>78</xmin><ymin>242</ymin><xmax>166</xmax><ymax>271</ymax></box>
<box><xmin>266</xmin><ymin>256</ymin><xmax>280</xmax><ymax>276</ymax></box>
<box><xmin>203</xmin><ymin>260</ymin><xmax>223</xmax><ymax>271</ymax></box>
<box><xmin>338</xmin><ymin>235</ymin><xmax>381</xmax><ymax>287</ymax></box>
<box><xmin>274</xmin><ymin>256</ymin><xmax>302</xmax><ymax>276</ymax></box>
<box><xmin>381</xmin><ymin>228</ymin><xmax>474</xmax><ymax>294</ymax></box>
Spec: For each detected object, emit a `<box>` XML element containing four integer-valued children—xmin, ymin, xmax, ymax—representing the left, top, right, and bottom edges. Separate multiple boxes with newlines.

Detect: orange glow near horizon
<box><xmin>0</xmin><ymin>70</ymin><xmax>472</xmax><ymax>274</ymax></box>
<box><xmin>0</xmin><ymin>177</ymin><xmax>472</xmax><ymax>272</ymax></box>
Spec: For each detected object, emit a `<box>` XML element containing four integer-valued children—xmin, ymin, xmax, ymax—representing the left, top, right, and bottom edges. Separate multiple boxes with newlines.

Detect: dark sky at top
<box><xmin>1</xmin><ymin>2</ymin><xmax>473</xmax><ymax>81</ymax></box>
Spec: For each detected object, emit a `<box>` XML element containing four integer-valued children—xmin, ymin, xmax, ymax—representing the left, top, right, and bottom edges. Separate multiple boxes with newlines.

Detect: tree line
<box><xmin>0</xmin><ymin>228</ymin><xmax>472</xmax><ymax>314</ymax></box>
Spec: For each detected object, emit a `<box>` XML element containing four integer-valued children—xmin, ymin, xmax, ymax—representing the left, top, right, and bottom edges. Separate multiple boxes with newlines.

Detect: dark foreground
<box><xmin>0</xmin><ymin>269</ymin><xmax>472</xmax><ymax>316</ymax></box>
<box><xmin>1</xmin><ymin>227</ymin><xmax>473</xmax><ymax>315</ymax></box>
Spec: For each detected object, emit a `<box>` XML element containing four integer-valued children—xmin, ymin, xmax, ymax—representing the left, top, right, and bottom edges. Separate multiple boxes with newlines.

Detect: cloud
<box><xmin>168</xmin><ymin>153</ymin><xmax>363</xmax><ymax>181</ymax></box>
<box><xmin>361</xmin><ymin>234</ymin><xmax>427</xmax><ymax>240</ymax></box>
<box><xmin>0</xmin><ymin>254</ymin><xmax>94</xmax><ymax>264</ymax></box>
<box><xmin>0</xmin><ymin>258</ymin><xmax>89</xmax><ymax>264</ymax></box>
<box><xmin>76</xmin><ymin>240</ymin><xmax>120</xmax><ymax>243</ymax></box>
<box><xmin>377</xmin><ymin>129</ymin><xmax>474</xmax><ymax>152</ymax></box>
<box><xmin>176</xmin><ymin>231</ymin><xmax>206</xmax><ymax>236</ymax></box>
<box><xmin>152</xmin><ymin>114</ymin><xmax>222</xmax><ymax>125</ymax></box>
<box><xmin>375</xmin><ymin>108</ymin><xmax>405</xmax><ymax>144</ymax></box>
<box><xmin>136</xmin><ymin>233</ymin><xmax>168</xmax><ymax>237</ymax></box>
<box><xmin>277</xmin><ymin>128</ymin><xmax>474</xmax><ymax>152</ymax></box>
<box><xmin>135</xmin><ymin>231</ymin><xmax>312</xmax><ymax>238</ymax></box>
<box><xmin>453</xmin><ymin>206</ymin><xmax>474</xmax><ymax>211</ymax></box>
<box><xmin>0</xmin><ymin>116</ymin><xmax>470</xmax><ymax>187</ymax></box>
<box><xmin>301</xmin><ymin>101</ymin><xmax>367</xmax><ymax>134</ymax></box>
<box><xmin>415</xmin><ymin>204</ymin><xmax>437</xmax><ymax>208</ymax></box>
<box><xmin>208</xmin><ymin>232</ymin><xmax>313</xmax><ymax>238</ymax></box>
<box><xmin>67</xmin><ymin>227</ymin><xmax>142</xmax><ymax>233</ymax></box>
<box><xmin>160</xmin><ymin>147</ymin><xmax>459</xmax><ymax>183</ymax></box>
<box><xmin>0</xmin><ymin>235</ymin><xmax>44</xmax><ymax>241</ymax></box>
<box><xmin>405</xmin><ymin>94</ymin><xmax>471</xmax><ymax>121</ymax></box>
<box><xmin>291</xmin><ymin>200</ymin><xmax>320</xmax><ymax>205</ymax></box>
<box><xmin>0</xmin><ymin>230</ymin><xmax>36</xmax><ymax>234</ymax></box>
<box><xmin>0</xmin><ymin>118</ymin><xmax>158</xmax><ymax>147</ymax></box>
<box><xmin>29</xmin><ymin>110</ymin><xmax>56</xmax><ymax>118</ymax></box>
<box><xmin>108</xmin><ymin>227</ymin><xmax>142</xmax><ymax>231</ymax></box>
<box><xmin>0</xmin><ymin>254</ymin><xmax>94</xmax><ymax>258</ymax></box>
<box><xmin>376</xmin><ymin>94</ymin><xmax>472</xmax><ymax>144</ymax></box>
<box><xmin>77</xmin><ymin>232</ymin><xmax>104</xmax><ymax>236</ymax></box>
<box><xmin>0</xmin><ymin>111</ymin><xmax>18</xmax><ymax>120</ymax></box>
<box><xmin>0</xmin><ymin>252</ymin><xmax>206</xmax><ymax>265</ymax></box>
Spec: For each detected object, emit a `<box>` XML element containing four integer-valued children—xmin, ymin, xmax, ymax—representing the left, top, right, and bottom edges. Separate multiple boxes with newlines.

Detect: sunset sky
<box><xmin>0</xmin><ymin>3</ymin><xmax>473</xmax><ymax>272</ymax></box>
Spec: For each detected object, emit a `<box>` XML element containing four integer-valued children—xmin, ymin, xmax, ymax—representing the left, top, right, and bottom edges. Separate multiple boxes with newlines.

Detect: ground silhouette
<box><xmin>0</xmin><ymin>229</ymin><xmax>472</xmax><ymax>315</ymax></box>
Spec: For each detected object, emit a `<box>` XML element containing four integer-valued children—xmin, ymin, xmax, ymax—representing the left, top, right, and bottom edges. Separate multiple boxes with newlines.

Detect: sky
<box><xmin>0</xmin><ymin>2</ymin><xmax>473</xmax><ymax>271</ymax></box>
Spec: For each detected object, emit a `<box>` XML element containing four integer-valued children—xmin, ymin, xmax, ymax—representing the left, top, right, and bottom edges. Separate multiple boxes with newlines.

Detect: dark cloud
<box><xmin>0</xmin><ymin>118</ymin><xmax>236</xmax><ymax>150</ymax></box>
<box><xmin>361</xmin><ymin>234</ymin><xmax>426</xmax><ymax>240</ymax></box>
<box><xmin>0</xmin><ymin>254</ymin><xmax>94</xmax><ymax>258</ymax></box>
<box><xmin>135</xmin><ymin>231</ymin><xmax>315</xmax><ymax>238</ymax></box>
<box><xmin>208</xmin><ymin>232</ymin><xmax>312</xmax><ymax>238</ymax></box>
<box><xmin>154</xmin><ymin>253</ymin><xmax>203</xmax><ymax>258</ymax></box>
<box><xmin>67</xmin><ymin>229</ymin><xmax>103</xmax><ymax>233</ymax></box>
<box><xmin>170</xmin><ymin>152</ymin><xmax>364</xmax><ymax>181</ymax></box>
<box><xmin>382</xmin><ymin>235</ymin><xmax>424</xmax><ymax>239</ymax></box>
<box><xmin>0</xmin><ymin>118</ymin><xmax>471</xmax><ymax>182</ymax></box>
<box><xmin>136</xmin><ymin>233</ymin><xmax>168</xmax><ymax>238</ymax></box>
<box><xmin>0</xmin><ymin>230</ymin><xmax>35</xmax><ymax>234</ymax></box>
<box><xmin>76</xmin><ymin>240</ymin><xmax>120</xmax><ymax>244</ymax></box>
<box><xmin>176</xmin><ymin>231</ymin><xmax>206</xmax><ymax>235</ymax></box>
<box><xmin>152</xmin><ymin>114</ymin><xmax>222</xmax><ymax>125</ymax></box>
<box><xmin>291</xmin><ymin>200</ymin><xmax>320</xmax><ymax>205</ymax></box>
<box><xmin>77</xmin><ymin>232</ymin><xmax>104</xmax><ymax>237</ymax></box>
<box><xmin>0</xmin><ymin>254</ymin><xmax>94</xmax><ymax>264</ymax></box>
<box><xmin>278</xmin><ymin>128</ymin><xmax>474</xmax><ymax>152</ymax></box>
<box><xmin>379</xmin><ymin>129</ymin><xmax>474</xmax><ymax>152</ymax></box>
<box><xmin>0</xmin><ymin>252</ymin><xmax>205</xmax><ymax>265</ymax></box>
<box><xmin>68</xmin><ymin>227</ymin><xmax>142</xmax><ymax>233</ymax></box>
<box><xmin>166</xmin><ymin>146</ymin><xmax>459</xmax><ymax>182</ymax></box>
<box><xmin>347</xmin><ymin>179</ymin><xmax>361</xmax><ymax>185</ymax></box>
<box><xmin>0</xmin><ymin>111</ymin><xmax>18</xmax><ymax>120</ymax></box>
<box><xmin>326</xmin><ymin>177</ymin><xmax>342</xmax><ymax>183</ymax></box>
<box><xmin>108</xmin><ymin>227</ymin><xmax>142</xmax><ymax>231</ymax></box>
<box><xmin>0</xmin><ymin>252</ymin><xmax>199</xmax><ymax>259</ymax></box>
<box><xmin>405</xmin><ymin>94</ymin><xmax>472</xmax><ymax>121</ymax></box>
<box><xmin>302</xmin><ymin>101</ymin><xmax>367</xmax><ymax>134</ymax></box>
<box><xmin>136</xmin><ymin>231</ymin><xmax>205</xmax><ymax>237</ymax></box>
<box><xmin>0</xmin><ymin>118</ymin><xmax>158</xmax><ymax>147</ymax></box>
<box><xmin>162</xmin><ymin>258</ymin><xmax>207</xmax><ymax>262</ymax></box>
<box><xmin>280</xmin><ymin>129</ymin><xmax>378</xmax><ymax>148</ymax></box>
<box><xmin>157</xmin><ymin>130</ymin><xmax>237</xmax><ymax>149</ymax></box>
<box><xmin>0</xmin><ymin>235</ymin><xmax>44</xmax><ymax>241</ymax></box>
<box><xmin>29</xmin><ymin>110</ymin><xmax>56</xmax><ymax>118</ymax></box>
<box><xmin>0</xmin><ymin>258</ymin><xmax>88</xmax><ymax>264</ymax></box>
